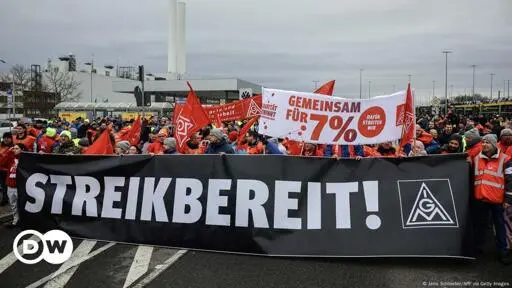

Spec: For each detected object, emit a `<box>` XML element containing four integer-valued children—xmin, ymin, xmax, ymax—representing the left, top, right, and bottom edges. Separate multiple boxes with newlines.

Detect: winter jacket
<box><xmin>498</xmin><ymin>142</ymin><xmax>512</xmax><ymax>157</ymax></box>
<box><xmin>325</xmin><ymin>145</ymin><xmax>364</xmax><ymax>158</ymax></box>
<box><xmin>205</xmin><ymin>139</ymin><xmax>235</xmax><ymax>154</ymax></box>
<box><xmin>6</xmin><ymin>157</ymin><xmax>19</xmax><ymax>188</ymax></box>
<box><xmin>53</xmin><ymin>141</ymin><xmax>81</xmax><ymax>155</ymax></box>
<box><xmin>466</xmin><ymin>142</ymin><xmax>483</xmax><ymax>159</ymax></box>
<box><xmin>264</xmin><ymin>141</ymin><xmax>283</xmax><ymax>155</ymax></box>
<box><xmin>0</xmin><ymin>144</ymin><xmax>14</xmax><ymax>172</ymax></box>
<box><xmin>14</xmin><ymin>134</ymin><xmax>36</xmax><ymax>152</ymax></box>
<box><xmin>147</xmin><ymin>141</ymin><xmax>164</xmax><ymax>154</ymax></box>
<box><xmin>38</xmin><ymin>135</ymin><xmax>58</xmax><ymax>153</ymax></box>
<box><xmin>425</xmin><ymin>140</ymin><xmax>441</xmax><ymax>154</ymax></box>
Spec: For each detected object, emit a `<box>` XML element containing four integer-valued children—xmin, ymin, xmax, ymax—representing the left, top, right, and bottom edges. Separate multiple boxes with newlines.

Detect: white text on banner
<box><xmin>257</xmin><ymin>88</ymin><xmax>411</xmax><ymax>145</ymax></box>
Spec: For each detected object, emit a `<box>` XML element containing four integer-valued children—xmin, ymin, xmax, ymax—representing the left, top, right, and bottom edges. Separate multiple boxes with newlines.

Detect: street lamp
<box><xmin>471</xmin><ymin>64</ymin><xmax>477</xmax><ymax>101</ymax></box>
<box><xmin>442</xmin><ymin>50</ymin><xmax>452</xmax><ymax>115</ymax></box>
<box><xmin>0</xmin><ymin>58</ymin><xmax>15</xmax><ymax>119</ymax></box>
<box><xmin>490</xmin><ymin>73</ymin><xmax>495</xmax><ymax>99</ymax></box>
<box><xmin>368</xmin><ymin>80</ymin><xmax>372</xmax><ymax>99</ymax></box>
<box><xmin>359</xmin><ymin>69</ymin><xmax>363</xmax><ymax>99</ymax></box>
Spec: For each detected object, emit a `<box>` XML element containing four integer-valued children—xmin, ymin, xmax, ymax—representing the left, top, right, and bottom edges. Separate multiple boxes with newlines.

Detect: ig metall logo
<box><xmin>13</xmin><ymin>230</ymin><xmax>73</xmax><ymax>264</ymax></box>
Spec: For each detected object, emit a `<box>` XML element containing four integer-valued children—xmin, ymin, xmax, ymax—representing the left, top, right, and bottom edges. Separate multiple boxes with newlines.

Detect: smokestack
<box><xmin>177</xmin><ymin>2</ymin><xmax>186</xmax><ymax>78</ymax></box>
<box><xmin>167</xmin><ymin>0</ymin><xmax>178</xmax><ymax>78</ymax></box>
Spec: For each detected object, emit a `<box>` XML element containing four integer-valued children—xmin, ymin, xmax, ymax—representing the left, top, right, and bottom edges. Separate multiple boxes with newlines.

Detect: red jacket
<box><xmin>147</xmin><ymin>141</ymin><xmax>164</xmax><ymax>154</ymax></box>
<box><xmin>0</xmin><ymin>145</ymin><xmax>14</xmax><ymax>172</ymax></box>
<box><xmin>38</xmin><ymin>135</ymin><xmax>57</xmax><ymax>153</ymax></box>
<box><xmin>6</xmin><ymin>157</ymin><xmax>19</xmax><ymax>188</ymax></box>
<box><xmin>466</xmin><ymin>142</ymin><xmax>483</xmax><ymax>159</ymax></box>
<box><xmin>14</xmin><ymin>134</ymin><xmax>36</xmax><ymax>152</ymax></box>
<box><xmin>498</xmin><ymin>142</ymin><xmax>512</xmax><ymax>157</ymax></box>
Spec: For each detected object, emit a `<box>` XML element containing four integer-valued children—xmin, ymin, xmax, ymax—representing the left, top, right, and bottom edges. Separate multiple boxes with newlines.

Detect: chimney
<box><xmin>177</xmin><ymin>2</ymin><xmax>186</xmax><ymax>78</ymax></box>
<box><xmin>167</xmin><ymin>0</ymin><xmax>178</xmax><ymax>79</ymax></box>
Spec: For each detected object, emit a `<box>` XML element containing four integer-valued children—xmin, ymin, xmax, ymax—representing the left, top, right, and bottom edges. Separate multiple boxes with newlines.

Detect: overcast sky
<box><xmin>1</xmin><ymin>0</ymin><xmax>511</xmax><ymax>104</ymax></box>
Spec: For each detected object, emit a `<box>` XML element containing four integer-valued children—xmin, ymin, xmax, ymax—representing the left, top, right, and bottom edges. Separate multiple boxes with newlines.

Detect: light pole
<box><xmin>85</xmin><ymin>55</ymin><xmax>94</xmax><ymax>103</ymax></box>
<box><xmin>408</xmin><ymin>74</ymin><xmax>412</xmax><ymax>83</ymax></box>
<box><xmin>432</xmin><ymin>80</ymin><xmax>436</xmax><ymax>103</ymax></box>
<box><xmin>471</xmin><ymin>64</ymin><xmax>477</xmax><ymax>102</ymax></box>
<box><xmin>442</xmin><ymin>50</ymin><xmax>452</xmax><ymax>115</ymax></box>
<box><xmin>368</xmin><ymin>80</ymin><xmax>371</xmax><ymax>99</ymax></box>
<box><xmin>0</xmin><ymin>58</ymin><xmax>15</xmax><ymax>119</ymax></box>
<box><xmin>490</xmin><ymin>73</ymin><xmax>495</xmax><ymax>99</ymax></box>
<box><xmin>359</xmin><ymin>69</ymin><xmax>363</xmax><ymax>99</ymax></box>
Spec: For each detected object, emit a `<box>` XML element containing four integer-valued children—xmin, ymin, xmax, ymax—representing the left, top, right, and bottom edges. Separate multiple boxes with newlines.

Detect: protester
<box><xmin>440</xmin><ymin>134</ymin><xmax>464</xmax><ymax>154</ymax></box>
<box><xmin>5</xmin><ymin>143</ymin><xmax>25</xmax><ymax>228</ymax></box>
<box><xmin>53</xmin><ymin>131</ymin><xmax>81</xmax><ymax>155</ymax></box>
<box><xmin>465</xmin><ymin>128</ymin><xmax>483</xmax><ymax>160</ymax></box>
<box><xmin>0</xmin><ymin>132</ymin><xmax>14</xmax><ymax>206</ymax></box>
<box><xmin>162</xmin><ymin>138</ymin><xmax>178</xmax><ymax>155</ymax></box>
<box><xmin>205</xmin><ymin>128</ymin><xmax>234</xmax><ymax>154</ymax></box>
<box><xmin>13</xmin><ymin>124</ymin><xmax>36</xmax><ymax>152</ymax></box>
<box><xmin>38</xmin><ymin>128</ymin><xmax>58</xmax><ymax>154</ymax></box>
<box><xmin>115</xmin><ymin>141</ymin><xmax>131</xmax><ymax>155</ymax></box>
<box><xmin>498</xmin><ymin>128</ymin><xmax>512</xmax><ymax>157</ymax></box>
<box><xmin>438</xmin><ymin>124</ymin><xmax>454</xmax><ymax>146</ymax></box>
<box><xmin>473</xmin><ymin>134</ymin><xmax>512</xmax><ymax>264</ymax></box>
<box><xmin>409</xmin><ymin>140</ymin><xmax>428</xmax><ymax>157</ymax></box>
<box><xmin>127</xmin><ymin>145</ymin><xmax>141</xmax><ymax>155</ymax></box>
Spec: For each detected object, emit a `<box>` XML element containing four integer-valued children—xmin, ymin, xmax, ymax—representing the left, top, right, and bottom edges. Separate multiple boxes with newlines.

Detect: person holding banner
<box><xmin>473</xmin><ymin>134</ymin><xmax>512</xmax><ymax>264</ymax></box>
<box><xmin>13</xmin><ymin>124</ymin><xmax>36</xmax><ymax>153</ymax></box>
<box><xmin>205</xmin><ymin>129</ymin><xmax>234</xmax><ymax>154</ymax></box>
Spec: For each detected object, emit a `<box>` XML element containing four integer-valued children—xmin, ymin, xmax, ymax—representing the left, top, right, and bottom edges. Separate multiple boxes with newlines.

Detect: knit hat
<box><xmin>464</xmin><ymin>128</ymin><xmax>481</xmax><ymax>147</ymax></box>
<box><xmin>163</xmin><ymin>137</ymin><xmax>176</xmax><ymax>150</ymax></box>
<box><xmin>70</xmin><ymin>128</ymin><xmax>78</xmax><ymax>139</ymax></box>
<box><xmin>210</xmin><ymin>128</ymin><xmax>224</xmax><ymax>141</ymax></box>
<box><xmin>60</xmin><ymin>130</ymin><xmax>71</xmax><ymax>139</ymax></box>
<box><xmin>501</xmin><ymin>128</ymin><xmax>512</xmax><ymax>137</ymax></box>
<box><xmin>228</xmin><ymin>131</ymin><xmax>238</xmax><ymax>142</ymax></box>
<box><xmin>78</xmin><ymin>138</ymin><xmax>90</xmax><ymax>147</ymax></box>
<box><xmin>46</xmin><ymin>128</ymin><xmax>57</xmax><ymax>138</ymax></box>
<box><xmin>482</xmin><ymin>134</ymin><xmax>498</xmax><ymax>149</ymax></box>
<box><xmin>116</xmin><ymin>141</ymin><xmax>131</xmax><ymax>152</ymax></box>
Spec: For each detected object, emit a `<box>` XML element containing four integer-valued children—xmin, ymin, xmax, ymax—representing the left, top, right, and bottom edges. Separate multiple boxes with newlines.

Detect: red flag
<box><xmin>122</xmin><ymin>116</ymin><xmax>142</xmax><ymax>145</ymax></box>
<box><xmin>399</xmin><ymin>83</ymin><xmax>415</xmax><ymax>148</ymax></box>
<box><xmin>237</xmin><ymin>116</ymin><xmax>260</xmax><ymax>144</ymax></box>
<box><xmin>84</xmin><ymin>129</ymin><xmax>114</xmax><ymax>155</ymax></box>
<box><xmin>314</xmin><ymin>80</ymin><xmax>335</xmax><ymax>96</ymax></box>
<box><xmin>175</xmin><ymin>82</ymin><xmax>211</xmax><ymax>151</ymax></box>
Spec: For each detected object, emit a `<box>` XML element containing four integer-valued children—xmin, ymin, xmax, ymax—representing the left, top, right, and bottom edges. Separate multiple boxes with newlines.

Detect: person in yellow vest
<box><xmin>473</xmin><ymin>134</ymin><xmax>512</xmax><ymax>264</ymax></box>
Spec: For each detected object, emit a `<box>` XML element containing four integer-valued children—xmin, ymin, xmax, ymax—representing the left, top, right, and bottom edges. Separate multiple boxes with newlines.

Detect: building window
<box><xmin>105</xmin><ymin>71</ymin><xmax>110</xmax><ymax>77</ymax></box>
<box><xmin>53</xmin><ymin>67</ymin><xmax>59</xmax><ymax>73</ymax></box>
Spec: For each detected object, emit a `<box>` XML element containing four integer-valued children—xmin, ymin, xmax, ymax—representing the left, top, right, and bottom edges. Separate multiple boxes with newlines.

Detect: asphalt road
<box><xmin>0</xmin><ymin>225</ymin><xmax>510</xmax><ymax>288</ymax></box>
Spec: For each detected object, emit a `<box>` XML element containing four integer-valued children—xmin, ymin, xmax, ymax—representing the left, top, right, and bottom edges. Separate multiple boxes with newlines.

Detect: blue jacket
<box><xmin>205</xmin><ymin>139</ymin><xmax>235</xmax><ymax>154</ymax></box>
<box><xmin>264</xmin><ymin>141</ymin><xmax>283</xmax><ymax>155</ymax></box>
<box><xmin>324</xmin><ymin>145</ymin><xmax>364</xmax><ymax>157</ymax></box>
<box><xmin>425</xmin><ymin>140</ymin><xmax>441</xmax><ymax>154</ymax></box>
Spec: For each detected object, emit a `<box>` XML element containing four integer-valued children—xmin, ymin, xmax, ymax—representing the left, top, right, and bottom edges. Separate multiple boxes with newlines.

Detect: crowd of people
<box><xmin>1</xmin><ymin>110</ymin><xmax>512</xmax><ymax>263</ymax></box>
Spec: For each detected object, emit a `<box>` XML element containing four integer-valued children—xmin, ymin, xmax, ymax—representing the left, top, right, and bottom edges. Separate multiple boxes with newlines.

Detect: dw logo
<box><xmin>13</xmin><ymin>230</ymin><xmax>73</xmax><ymax>265</ymax></box>
<box><xmin>397</xmin><ymin>179</ymin><xmax>459</xmax><ymax>229</ymax></box>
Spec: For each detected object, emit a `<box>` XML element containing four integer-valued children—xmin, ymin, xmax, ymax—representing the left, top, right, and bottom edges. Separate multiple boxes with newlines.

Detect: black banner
<box><xmin>17</xmin><ymin>153</ymin><xmax>473</xmax><ymax>258</ymax></box>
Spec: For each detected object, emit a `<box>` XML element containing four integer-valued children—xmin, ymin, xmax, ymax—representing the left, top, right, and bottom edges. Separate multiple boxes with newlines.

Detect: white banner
<box><xmin>258</xmin><ymin>88</ymin><xmax>412</xmax><ymax>145</ymax></box>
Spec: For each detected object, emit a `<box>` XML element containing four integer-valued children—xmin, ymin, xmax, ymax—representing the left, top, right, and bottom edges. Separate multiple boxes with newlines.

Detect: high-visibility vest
<box><xmin>474</xmin><ymin>151</ymin><xmax>510</xmax><ymax>204</ymax></box>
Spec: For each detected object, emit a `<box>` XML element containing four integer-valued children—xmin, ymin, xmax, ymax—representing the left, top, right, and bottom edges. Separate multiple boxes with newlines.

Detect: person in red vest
<box><xmin>375</xmin><ymin>142</ymin><xmax>399</xmax><ymax>157</ymax></box>
<box><xmin>465</xmin><ymin>128</ymin><xmax>483</xmax><ymax>161</ymax></box>
<box><xmin>183</xmin><ymin>133</ymin><xmax>206</xmax><ymax>155</ymax></box>
<box><xmin>498</xmin><ymin>128</ymin><xmax>512</xmax><ymax>157</ymax></box>
<box><xmin>4</xmin><ymin>143</ymin><xmax>26</xmax><ymax>228</ymax></box>
<box><xmin>473</xmin><ymin>134</ymin><xmax>512</xmax><ymax>264</ymax></box>
<box><xmin>13</xmin><ymin>124</ymin><xmax>36</xmax><ymax>152</ymax></box>
<box><xmin>0</xmin><ymin>132</ymin><xmax>14</xmax><ymax>206</ymax></box>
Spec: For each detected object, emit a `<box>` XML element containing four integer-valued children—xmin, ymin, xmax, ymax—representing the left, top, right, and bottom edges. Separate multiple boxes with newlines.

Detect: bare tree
<box><xmin>44</xmin><ymin>62</ymin><xmax>82</xmax><ymax>102</ymax></box>
<box><xmin>0</xmin><ymin>64</ymin><xmax>31</xmax><ymax>91</ymax></box>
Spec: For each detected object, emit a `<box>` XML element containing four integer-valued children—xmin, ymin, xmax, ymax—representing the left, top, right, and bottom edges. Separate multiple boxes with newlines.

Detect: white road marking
<box><xmin>43</xmin><ymin>240</ymin><xmax>97</xmax><ymax>288</ymax></box>
<box><xmin>0</xmin><ymin>235</ymin><xmax>41</xmax><ymax>274</ymax></box>
<box><xmin>131</xmin><ymin>250</ymin><xmax>187</xmax><ymax>288</ymax></box>
<box><xmin>26</xmin><ymin>242</ymin><xmax>116</xmax><ymax>288</ymax></box>
<box><xmin>123</xmin><ymin>246</ymin><xmax>154</xmax><ymax>288</ymax></box>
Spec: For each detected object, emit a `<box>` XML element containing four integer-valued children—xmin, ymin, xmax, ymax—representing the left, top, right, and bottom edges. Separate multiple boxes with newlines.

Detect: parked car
<box><xmin>0</xmin><ymin>120</ymin><xmax>14</xmax><ymax>137</ymax></box>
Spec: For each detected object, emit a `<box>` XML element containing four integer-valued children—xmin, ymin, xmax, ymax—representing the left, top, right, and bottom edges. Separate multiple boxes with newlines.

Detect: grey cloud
<box><xmin>1</xmin><ymin>0</ymin><xmax>511</xmax><ymax>105</ymax></box>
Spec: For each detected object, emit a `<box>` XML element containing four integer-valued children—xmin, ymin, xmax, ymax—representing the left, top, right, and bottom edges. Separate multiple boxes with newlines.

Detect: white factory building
<box><xmin>0</xmin><ymin>0</ymin><xmax>261</xmax><ymax>119</ymax></box>
<box><xmin>47</xmin><ymin>0</ymin><xmax>261</xmax><ymax>107</ymax></box>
